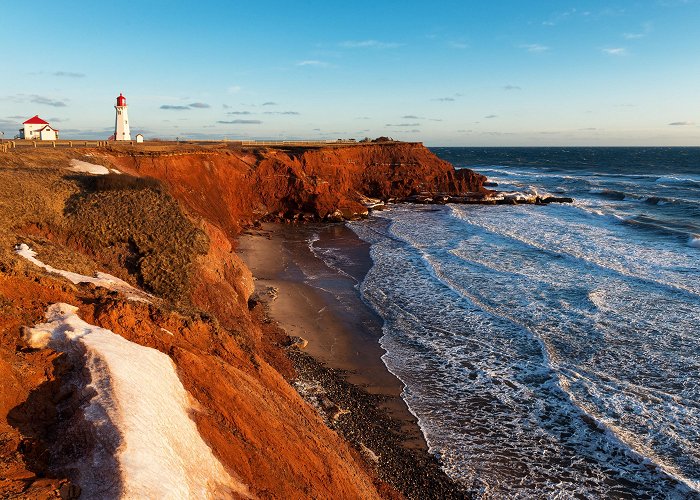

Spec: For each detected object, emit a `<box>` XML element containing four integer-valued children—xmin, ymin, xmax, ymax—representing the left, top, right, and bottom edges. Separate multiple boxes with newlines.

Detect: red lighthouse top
<box><xmin>116</xmin><ymin>93</ymin><xmax>126</xmax><ymax>106</ymax></box>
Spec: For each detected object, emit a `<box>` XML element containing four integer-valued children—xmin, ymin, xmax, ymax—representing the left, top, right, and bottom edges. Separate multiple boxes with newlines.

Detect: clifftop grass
<box><xmin>66</xmin><ymin>175</ymin><xmax>209</xmax><ymax>303</ymax></box>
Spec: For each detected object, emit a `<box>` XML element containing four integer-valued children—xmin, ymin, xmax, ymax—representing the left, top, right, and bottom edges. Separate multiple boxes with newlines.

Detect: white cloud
<box><xmin>296</xmin><ymin>60</ymin><xmax>329</xmax><ymax>67</ymax></box>
<box><xmin>520</xmin><ymin>44</ymin><xmax>549</xmax><ymax>53</ymax></box>
<box><xmin>227</xmin><ymin>85</ymin><xmax>241</xmax><ymax>94</ymax></box>
<box><xmin>668</xmin><ymin>121</ymin><xmax>695</xmax><ymax>126</ymax></box>
<box><xmin>602</xmin><ymin>47</ymin><xmax>628</xmax><ymax>55</ymax></box>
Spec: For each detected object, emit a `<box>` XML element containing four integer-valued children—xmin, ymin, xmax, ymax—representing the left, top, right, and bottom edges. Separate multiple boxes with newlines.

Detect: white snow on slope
<box><xmin>27</xmin><ymin>303</ymin><xmax>250</xmax><ymax>499</ymax></box>
<box><xmin>15</xmin><ymin>243</ymin><xmax>151</xmax><ymax>303</ymax></box>
<box><xmin>67</xmin><ymin>159</ymin><xmax>112</xmax><ymax>175</ymax></box>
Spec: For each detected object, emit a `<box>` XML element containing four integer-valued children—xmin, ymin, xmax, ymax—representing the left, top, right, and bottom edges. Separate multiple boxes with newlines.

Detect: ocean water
<box><xmin>348</xmin><ymin>148</ymin><xmax>700</xmax><ymax>498</ymax></box>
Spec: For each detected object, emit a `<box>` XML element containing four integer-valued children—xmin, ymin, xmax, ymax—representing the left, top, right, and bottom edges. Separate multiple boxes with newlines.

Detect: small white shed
<box><xmin>135</xmin><ymin>133</ymin><xmax>144</xmax><ymax>143</ymax></box>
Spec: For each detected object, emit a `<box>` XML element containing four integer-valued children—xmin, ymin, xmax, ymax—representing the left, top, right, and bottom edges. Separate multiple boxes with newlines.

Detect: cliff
<box><xmin>103</xmin><ymin>142</ymin><xmax>487</xmax><ymax>229</ymax></box>
<box><xmin>0</xmin><ymin>143</ymin><xmax>481</xmax><ymax>498</ymax></box>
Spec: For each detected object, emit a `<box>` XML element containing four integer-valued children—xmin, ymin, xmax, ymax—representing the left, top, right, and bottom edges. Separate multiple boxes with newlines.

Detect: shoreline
<box><xmin>237</xmin><ymin>222</ymin><xmax>426</xmax><ymax>448</ymax></box>
<box><xmin>237</xmin><ymin>222</ymin><xmax>468</xmax><ymax>497</ymax></box>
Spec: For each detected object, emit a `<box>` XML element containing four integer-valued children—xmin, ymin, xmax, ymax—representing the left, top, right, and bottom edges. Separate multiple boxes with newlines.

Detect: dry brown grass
<box><xmin>0</xmin><ymin>151</ymin><xmax>209</xmax><ymax>306</ymax></box>
<box><xmin>66</xmin><ymin>181</ymin><xmax>209</xmax><ymax>303</ymax></box>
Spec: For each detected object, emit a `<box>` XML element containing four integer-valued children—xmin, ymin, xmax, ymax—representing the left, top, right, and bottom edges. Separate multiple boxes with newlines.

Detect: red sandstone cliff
<box><xmin>104</xmin><ymin>142</ymin><xmax>486</xmax><ymax>228</ymax></box>
<box><xmin>0</xmin><ymin>143</ymin><xmax>478</xmax><ymax>498</ymax></box>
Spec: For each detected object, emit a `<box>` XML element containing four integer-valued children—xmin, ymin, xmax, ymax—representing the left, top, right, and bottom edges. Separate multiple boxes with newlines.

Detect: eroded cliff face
<box><xmin>0</xmin><ymin>143</ymin><xmax>479</xmax><ymax>498</ymax></box>
<box><xmin>104</xmin><ymin>142</ymin><xmax>487</xmax><ymax>225</ymax></box>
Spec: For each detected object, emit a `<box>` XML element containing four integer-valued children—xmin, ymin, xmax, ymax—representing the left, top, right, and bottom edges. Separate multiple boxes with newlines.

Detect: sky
<box><xmin>1</xmin><ymin>0</ymin><xmax>699</xmax><ymax>146</ymax></box>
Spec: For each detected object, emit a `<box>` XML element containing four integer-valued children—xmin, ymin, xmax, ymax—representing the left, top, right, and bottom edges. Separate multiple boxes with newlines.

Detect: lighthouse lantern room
<box><xmin>114</xmin><ymin>93</ymin><xmax>131</xmax><ymax>141</ymax></box>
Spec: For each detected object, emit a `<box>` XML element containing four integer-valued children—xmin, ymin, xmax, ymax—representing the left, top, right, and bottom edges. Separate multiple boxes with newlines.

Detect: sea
<box><xmin>342</xmin><ymin>148</ymin><xmax>700</xmax><ymax>498</ymax></box>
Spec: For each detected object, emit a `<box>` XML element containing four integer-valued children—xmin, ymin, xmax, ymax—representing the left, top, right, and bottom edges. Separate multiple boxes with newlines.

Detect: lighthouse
<box><xmin>114</xmin><ymin>93</ymin><xmax>131</xmax><ymax>141</ymax></box>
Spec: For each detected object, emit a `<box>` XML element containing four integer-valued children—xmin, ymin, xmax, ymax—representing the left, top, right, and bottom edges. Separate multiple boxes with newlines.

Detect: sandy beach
<box><xmin>237</xmin><ymin>222</ymin><xmax>427</xmax><ymax>449</ymax></box>
<box><xmin>237</xmin><ymin>222</ymin><xmax>471</xmax><ymax>497</ymax></box>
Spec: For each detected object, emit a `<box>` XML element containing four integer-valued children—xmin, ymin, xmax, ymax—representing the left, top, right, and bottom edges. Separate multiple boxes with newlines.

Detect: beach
<box><xmin>237</xmin><ymin>223</ymin><xmax>424</xmax><ymax>436</ymax></box>
<box><xmin>237</xmin><ymin>222</ymin><xmax>468</xmax><ymax>497</ymax></box>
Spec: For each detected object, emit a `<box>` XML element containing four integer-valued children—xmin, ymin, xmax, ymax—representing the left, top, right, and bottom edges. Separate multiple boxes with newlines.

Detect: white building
<box><xmin>135</xmin><ymin>133</ymin><xmax>144</xmax><ymax>143</ymax></box>
<box><xmin>114</xmin><ymin>93</ymin><xmax>131</xmax><ymax>141</ymax></box>
<box><xmin>19</xmin><ymin>116</ymin><xmax>59</xmax><ymax>140</ymax></box>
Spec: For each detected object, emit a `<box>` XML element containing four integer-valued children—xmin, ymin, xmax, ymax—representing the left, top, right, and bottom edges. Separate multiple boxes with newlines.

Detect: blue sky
<box><xmin>1</xmin><ymin>1</ymin><xmax>699</xmax><ymax>145</ymax></box>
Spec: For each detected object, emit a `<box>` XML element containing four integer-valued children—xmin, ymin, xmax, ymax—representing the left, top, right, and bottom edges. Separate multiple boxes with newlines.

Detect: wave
<box><xmin>354</xmin><ymin>207</ymin><xmax>699</xmax><ymax>496</ymax></box>
<box><xmin>690</xmin><ymin>236</ymin><xmax>700</xmax><ymax>248</ymax></box>
<box><xmin>656</xmin><ymin>175</ymin><xmax>700</xmax><ymax>187</ymax></box>
<box><xmin>306</xmin><ymin>232</ymin><xmax>359</xmax><ymax>283</ymax></box>
<box><xmin>589</xmin><ymin>188</ymin><xmax>626</xmax><ymax>200</ymax></box>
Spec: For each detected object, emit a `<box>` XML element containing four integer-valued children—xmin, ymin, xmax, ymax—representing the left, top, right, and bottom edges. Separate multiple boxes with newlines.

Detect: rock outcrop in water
<box><xmin>0</xmin><ymin>142</ymin><xmax>481</xmax><ymax>499</ymax></box>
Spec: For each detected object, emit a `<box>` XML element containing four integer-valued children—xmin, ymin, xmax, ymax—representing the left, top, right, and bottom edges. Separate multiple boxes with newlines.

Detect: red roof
<box><xmin>23</xmin><ymin>115</ymin><xmax>49</xmax><ymax>125</ymax></box>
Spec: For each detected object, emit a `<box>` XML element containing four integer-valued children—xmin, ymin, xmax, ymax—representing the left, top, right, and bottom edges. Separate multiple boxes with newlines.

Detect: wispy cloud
<box><xmin>602</xmin><ymin>47</ymin><xmax>628</xmax><ymax>55</ymax></box>
<box><xmin>33</xmin><ymin>95</ymin><xmax>67</xmax><ymax>107</ymax></box>
<box><xmin>623</xmin><ymin>22</ymin><xmax>653</xmax><ymax>40</ymax></box>
<box><xmin>263</xmin><ymin>111</ymin><xmax>300</xmax><ymax>115</ymax></box>
<box><xmin>503</xmin><ymin>85</ymin><xmax>522</xmax><ymax>91</ymax></box>
<box><xmin>227</xmin><ymin>85</ymin><xmax>241</xmax><ymax>94</ymax></box>
<box><xmin>432</xmin><ymin>97</ymin><xmax>456</xmax><ymax>102</ymax></box>
<box><xmin>385</xmin><ymin>123</ymin><xmax>420</xmax><ymax>127</ymax></box>
<box><xmin>542</xmin><ymin>8</ymin><xmax>578</xmax><ymax>26</ymax></box>
<box><xmin>53</xmin><ymin>71</ymin><xmax>85</xmax><ymax>78</ymax></box>
<box><xmin>4</xmin><ymin>94</ymin><xmax>69</xmax><ymax>107</ymax></box>
<box><xmin>485</xmin><ymin>114</ymin><xmax>498</xmax><ymax>119</ymax></box>
<box><xmin>226</xmin><ymin>111</ymin><xmax>252</xmax><ymax>115</ymax></box>
<box><xmin>340</xmin><ymin>40</ymin><xmax>402</xmax><ymax>49</ymax></box>
<box><xmin>402</xmin><ymin>115</ymin><xmax>423</xmax><ymax>119</ymax></box>
<box><xmin>668</xmin><ymin>121</ymin><xmax>695</xmax><ymax>126</ymax></box>
<box><xmin>448</xmin><ymin>41</ymin><xmax>469</xmax><ymax>49</ymax></box>
<box><xmin>262</xmin><ymin>101</ymin><xmax>277</xmax><ymax>106</ymax></box>
<box><xmin>296</xmin><ymin>60</ymin><xmax>330</xmax><ymax>67</ymax></box>
<box><xmin>217</xmin><ymin>119</ymin><xmax>262</xmax><ymax>124</ymax></box>
<box><xmin>161</xmin><ymin>105</ymin><xmax>190</xmax><ymax>110</ymax></box>
<box><xmin>189</xmin><ymin>102</ymin><xmax>210</xmax><ymax>108</ymax></box>
<box><xmin>520</xmin><ymin>44</ymin><xmax>549</xmax><ymax>53</ymax></box>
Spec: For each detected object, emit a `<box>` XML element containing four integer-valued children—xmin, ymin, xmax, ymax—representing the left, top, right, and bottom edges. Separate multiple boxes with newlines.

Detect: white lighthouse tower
<box><xmin>114</xmin><ymin>93</ymin><xmax>131</xmax><ymax>141</ymax></box>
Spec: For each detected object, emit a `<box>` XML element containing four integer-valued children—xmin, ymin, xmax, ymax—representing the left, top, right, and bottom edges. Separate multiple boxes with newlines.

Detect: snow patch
<box><xmin>67</xmin><ymin>159</ymin><xmax>111</xmax><ymax>175</ymax></box>
<box><xmin>15</xmin><ymin>243</ymin><xmax>151</xmax><ymax>303</ymax></box>
<box><xmin>26</xmin><ymin>303</ymin><xmax>250</xmax><ymax>499</ymax></box>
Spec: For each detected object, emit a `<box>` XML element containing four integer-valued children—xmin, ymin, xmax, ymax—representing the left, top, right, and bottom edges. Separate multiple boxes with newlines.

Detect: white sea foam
<box><xmin>689</xmin><ymin>236</ymin><xmax>700</xmax><ymax>248</ymax></box>
<box><xmin>15</xmin><ymin>243</ymin><xmax>151</xmax><ymax>302</ymax></box>
<box><xmin>26</xmin><ymin>303</ymin><xmax>249</xmax><ymax>499</ymax></box>
<box><xmin>656</xmin><ymin>175</ymin><xmax>700</xmax><ymax>186</ymax></box>
<box><xmin>351</xmin><ymin>204</ymin><xmax>700</xmax><ymax>497</ymax></box>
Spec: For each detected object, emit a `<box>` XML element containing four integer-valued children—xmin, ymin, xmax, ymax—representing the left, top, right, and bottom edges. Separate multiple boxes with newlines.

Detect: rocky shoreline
<box><xmin>287</xmin><ymin>348</ymin><xmax>473</xmax><ymax>499</ymax></box>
